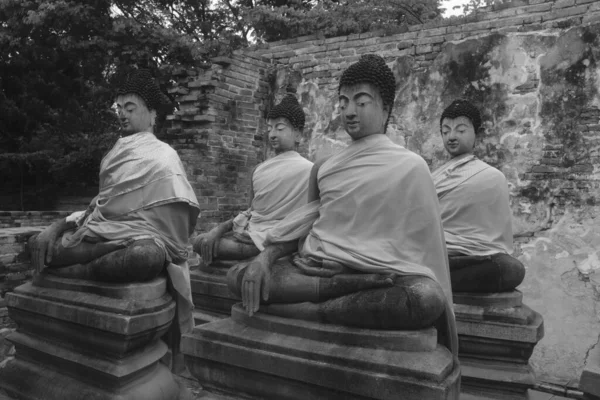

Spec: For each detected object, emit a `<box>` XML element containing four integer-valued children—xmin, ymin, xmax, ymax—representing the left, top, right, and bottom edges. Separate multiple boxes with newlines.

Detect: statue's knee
<box><xmin>493</xmin><ymin>253</ymin><xmax>526</xmax><ymax>290</ymax></box>
<box><xmin>191</xmin><ymin>234</ymin><xmax>206</xmax><ymax>254</ymax></box>
<box><xmin>226</xmin><ymin>263</ymin><xmax>247</xmax><ymax>296</ymax></box>
<box><xmin>411</xmin><ymin>278</ymin><xmax>446</xmax><ymax>327</ymax></box>
<box><xmin>125</xmin><ymin>239</ymin><xmax>166</xmax><ymax>281</ymax></box>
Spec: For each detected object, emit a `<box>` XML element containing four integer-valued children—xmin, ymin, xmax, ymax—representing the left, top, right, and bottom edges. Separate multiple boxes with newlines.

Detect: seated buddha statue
<box><xmin>432</xmin><ymin>99</ymin><xmax>525</xmax><ymax>293</ymax></box>
<box><xmin>226</xmin><ymin>55</ymin><xmax>457</xmax><ymax>354</ymax></box>
<box><xmin>192</xmin><ymin>95</ymin><xmax>313</xmax><ymax>265</ymax></box>
<box><xmin>29</xmin><ymin>69</ymin><xmax>200</xmax><ymax>333</ymax></box>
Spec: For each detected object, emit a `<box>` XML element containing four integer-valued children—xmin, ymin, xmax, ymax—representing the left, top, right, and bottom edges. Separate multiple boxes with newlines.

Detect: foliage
<box><xmin>460</xmin><ymin>0</ymin><xmax>506</xmax><ymax>15</ymax></box>
<box><xmin>0</xmin><ymin>0</ymin><xmax>201</xmax><ymax>209</ymax></box>
<box><xmin>110</xmin><ymin>0</ymin><xmax>443</xmax><ymax>50</ymax></box>
<box><xmin>249</xmin><ymin>0</ymin><xmax>441</xmax><ymax>42</ymax></box>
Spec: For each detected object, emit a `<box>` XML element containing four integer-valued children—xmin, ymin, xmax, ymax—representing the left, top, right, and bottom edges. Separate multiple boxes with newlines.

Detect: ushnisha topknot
<box><xmin>117</xmin><ymin>69</ymin><xmax>171</xmax><ymax>112</ymax></box>
<box><xmin>267</xmin><ymin>94</ymin><xmax>306</xmax><ymax>131</ymax></box>
<box><xmin>338</xmin><ymin>54</ymin><xmax>396</xmax><ymax>112</ymax></box>
<box><xmin>440</xmin><ymin>99</ymin><xmax>482</xmax><ymax>134</ymax></box>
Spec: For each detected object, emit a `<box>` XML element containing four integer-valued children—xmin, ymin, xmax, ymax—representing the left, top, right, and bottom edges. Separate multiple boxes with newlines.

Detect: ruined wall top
<box><xmin>242</xmin><ymin>0</ymin><xmax>598</xmax><ymax>64</ymax></box>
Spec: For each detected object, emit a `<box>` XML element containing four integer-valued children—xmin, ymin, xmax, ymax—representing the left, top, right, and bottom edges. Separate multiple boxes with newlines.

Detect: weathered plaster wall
<box><xmin>214</xmin><ymin>0</ymin><xmax>600</xmax><ymax>385</ymax></box>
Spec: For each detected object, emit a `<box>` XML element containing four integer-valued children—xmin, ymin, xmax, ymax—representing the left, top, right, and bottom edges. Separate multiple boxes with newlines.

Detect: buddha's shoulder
<box><xmin>475</xmin><ymin>160</ymin><xmax>508</xmax><ymax>181</ymax></box>
<box><xmin>394</xmin><ymin>146</ymin><xmax>429</xmax><ymax>169</ymax></box>
<box><xmin>148</xmin><ymin>139</ymin><xmax>183</xmax><ymax>167</ymax></box>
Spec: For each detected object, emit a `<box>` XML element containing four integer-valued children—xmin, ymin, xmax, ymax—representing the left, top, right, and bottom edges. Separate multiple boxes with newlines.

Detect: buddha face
<box><xmin>441</xmin><ymin>116</ymin><xmax>476</xmax><ymax>158</ymax></box>
<box><xmin>267</xmin><ymin>117</ymin><xmax>297</xmax><ymax>154</ymax></box>
<box><xmin>339</xmin><ymin>83</ymin><xmax>389</xmax><ymax>141</ymax></box>
<box><xmin>114</xmin><ymin>94</ymin><xmax>156</xmax><ymax>136</ymax></box>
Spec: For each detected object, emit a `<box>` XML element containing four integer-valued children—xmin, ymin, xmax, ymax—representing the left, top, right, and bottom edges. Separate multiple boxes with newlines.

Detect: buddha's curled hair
<box><xmin>440</xmin><ymin>99</ymin><xmax>482</xmax><ymax>134</ymax></box>
<box><xmin>267</xmin><ymin>94</ymin><xmax>306</xmax><ymax>131</ymax></box>
<box><xmin>339</xmin><ymin>54</ymin><xmax>396</xmax><ymax>110</ymax></box>
<box><xmin>117</xmin><ymin>69</ymin><xmax>172</xmax><ymax>114</ymax></box>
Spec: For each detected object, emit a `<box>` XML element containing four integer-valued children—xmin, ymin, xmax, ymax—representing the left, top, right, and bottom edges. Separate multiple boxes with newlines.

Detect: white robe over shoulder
<box><xmin>235</xmin><ymin>151</ymin><xmax>313</xmax><ymax>251</ymax></box>
<box><xmin>432</xmin><ymin>154</ymin><xmax>513</xmax><ymax>257</ymax></box>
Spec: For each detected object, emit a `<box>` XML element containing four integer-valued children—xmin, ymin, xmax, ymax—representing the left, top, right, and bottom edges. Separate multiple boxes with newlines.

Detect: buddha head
<box><xmin>439</xmin><ymin>99</ymin><xmax>482</xmax><ymax>158</ymax></box>
<box><xmin>115</xmin><ymin>70</ymin><xmax>170</xmax><ymax>136</ymax></box>
<box><xmin>338</xmin><ymin>54</ymin><xmax>396</xmax><ymax>140</ymax></box>
<box><xmin>266</xmin><ymin>94</ymin><xmax>305</xmax><ymax>154</ymax></box>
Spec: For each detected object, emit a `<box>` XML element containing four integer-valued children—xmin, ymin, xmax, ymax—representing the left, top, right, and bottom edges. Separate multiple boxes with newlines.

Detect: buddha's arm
<box><xmin>248</xmin><ymin>165</ymin><xmax>257</xmax><ymax>209</ymax></box>
<box><xmin>307</xmin><ymin>158</ymin><xmax>326</xmax><ymax>202</ymax></box>
<box><xmin>193</xmin><ymin>219</ymin><xmax>233</xmax><ymax>263</ymax></box>
<box><xmin>242</xmin><ymin>240</ymin><xmax>298</xmax><ymax>316</ymax></box>
<box><xmin>31</xmin><ymin>217</ymin><xmax>77</xmax><ymax>273</ymax></box>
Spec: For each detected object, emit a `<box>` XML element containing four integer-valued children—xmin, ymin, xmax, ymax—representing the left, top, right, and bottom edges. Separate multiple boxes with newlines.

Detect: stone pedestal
<box><xmin>190</xmin><ymin>261</ymin><xmax>240</xmax><ymax>325</ymax></box>
<box><xmin>581</xmin><ymin>342</ymin><xmax>600</xmax><ymax>400</ymax></box>
<box><xmin>182</xmin><ymin>303</ymin><xmax>461</xmax><ymax>400</ymax></box>
<box><xmin>0</xmin><ymin>273</ymin><xmax>186</xmax><ymax>400</ymax></box>
<box><xmin>453</xmin><ymin>290</ymin><xmax>544</xmax><ymax>399</ymax></box>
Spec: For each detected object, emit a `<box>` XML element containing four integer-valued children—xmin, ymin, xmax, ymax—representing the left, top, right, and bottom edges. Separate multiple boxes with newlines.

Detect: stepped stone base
<box><xmin>453</xmin><ymin>290</ymin><xmax>544</xmax><ymax>398</ymax></box>
<box><xmin>0</xmin><ymin>273</ymin><xmax>186</xmax><ymax>400</ymax></box>
<box><xmin>182</xmin><ymin>304</ymin><xmax>460</xmax><ymax>400</ymax></box>
<box><xmin>190</xmin><ymin>261</ymin><xmax>241</xmax><ymax>324</ymax></box>
<box><xmin>581</xmin><ymin>342</ymin><xmax>600</xmax><ymax>400</ymax></box>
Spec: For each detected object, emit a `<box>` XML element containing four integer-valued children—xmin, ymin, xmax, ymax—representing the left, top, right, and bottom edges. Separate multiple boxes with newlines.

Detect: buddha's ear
<box><xmin>292</xmin><ymin>126</ymin><xmax>302</xmax><ymax>139</ymax></box>
<box><xmin>149</xmin><ymin>109</ymin><xmax>157</xmax><ymax>127</ymax></box>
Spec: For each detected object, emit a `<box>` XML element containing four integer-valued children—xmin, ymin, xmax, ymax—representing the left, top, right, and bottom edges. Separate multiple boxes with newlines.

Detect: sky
<box><xmin>442</xmin><ymin>0</ymin><xmax>470</xmax><ymax>17</ymax></box>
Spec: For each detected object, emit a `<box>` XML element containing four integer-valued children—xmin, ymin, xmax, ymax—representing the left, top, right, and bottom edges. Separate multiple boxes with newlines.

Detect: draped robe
<box><xmin>432</xmin><ymin>154</ymin><xmax>513</xmax><ymax>257</ymax></box>
<box><xmin>266</xmin><ymin>134</ymin><xmax>458</xmax><ymax>356</ymax></box>
<box><xmin>233</xmin><ymin>151</ymin><xmax>313</xmax><ymax>251</ymax></box>
<box><xmin>64</xmin><ymin>132</ymin><xmax>200</xmax><ymax>333</ymax></box>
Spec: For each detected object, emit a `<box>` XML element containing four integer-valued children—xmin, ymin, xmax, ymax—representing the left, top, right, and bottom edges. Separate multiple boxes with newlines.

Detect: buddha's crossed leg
<box><xmin>35</xmin><ymin>235</ymin><xmax>167</xmax><ymax>283</ymax></box>
<box><xmin>449</xmin><ymin>253</ymin><xmax>525</xmax><ymax>293</ymax></box>
<box><xmin>227</xmin><ymin>258</ymin><xmax>446</xmax><ymax>330</ymax></box>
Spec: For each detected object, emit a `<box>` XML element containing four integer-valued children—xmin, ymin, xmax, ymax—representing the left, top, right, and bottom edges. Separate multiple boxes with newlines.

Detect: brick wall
<box><xmin>0</xmin><ymin>228</ymin><xmax>43</xmax><ymax>298</ymax></box>
<box><xmin>0</xmin><ymin>228</ymin><xmax>38</xmax><ymax>368</ymax></box>
<box><xmin>170</xmin><ymin>0</ymin><xmax>600</xmax><ymax>230</ymax></box>
<box><xmin>246</xmin><ymin>0</ymin><xmax>599</xmax><ymax>73</ymax></box>
<box><xmin>163</xmin><ymin>55</ymin><xmax>272</xmax><ymax>232</ymax></box>
<box><xmin>0</xmin><ymin>227</ymin><xmax>43</xmax><ymax>337</ymax></box>
<box><xmin>0</xmin><ymin>211</ymin><xmax>73</xmax><ymax>229</ymax></box>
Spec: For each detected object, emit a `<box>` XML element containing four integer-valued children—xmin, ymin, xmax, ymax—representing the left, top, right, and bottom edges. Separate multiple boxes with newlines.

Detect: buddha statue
<box><xmin>432</xmin><ymin>99</ymin><xmax>525</xmax><ymax>293</ymax></box>
<box><xmin>192</xmin><ymin>94</ymin><xmax>313</xmax><ymax>265</ymax></box>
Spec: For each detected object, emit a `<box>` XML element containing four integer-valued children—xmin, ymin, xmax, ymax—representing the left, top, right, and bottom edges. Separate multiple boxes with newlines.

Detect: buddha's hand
<box><xmin>30</xmin><ymin>220</ymin><xmax>65</xmax><ymax>274</ymax></box>
<box><xmin>241</xmin><ymin>257</ymin><xmax>271</xmax><ymax>317</ymax></box>
<box><xmin>193</xmin><ymin>231</ymin><xmax>220</xmax><ymax>264</ymax></box>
